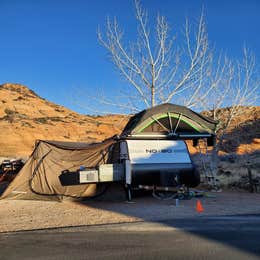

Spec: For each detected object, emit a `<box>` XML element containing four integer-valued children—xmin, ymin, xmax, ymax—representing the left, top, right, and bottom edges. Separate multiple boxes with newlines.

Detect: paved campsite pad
<box><xmin>0</xmin><ymin>191</ymin><xmax>260</xmax><ymax>233</ymax></box>
<box><xmin>1</xmin><ymin>216</ymin><xmax>260</xmax><ymax>260</ymax></box>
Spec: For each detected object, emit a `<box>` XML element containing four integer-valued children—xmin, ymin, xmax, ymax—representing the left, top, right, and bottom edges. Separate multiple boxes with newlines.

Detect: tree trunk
<box><xmin>210</xmin><ymin>136</ymin><xmax>219</xmax><ymax>187</ymax></box>
<box><xmin>151</xmin><ymin>85</ymin><xmax>155</xmax><ymax>107</ymax></box>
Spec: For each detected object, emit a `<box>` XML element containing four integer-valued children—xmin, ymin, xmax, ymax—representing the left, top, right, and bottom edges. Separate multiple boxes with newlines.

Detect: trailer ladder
<box><xmin>197</xmin><ymin>139</ymin><xmax>218</xmax><ymax>189</ymax></box>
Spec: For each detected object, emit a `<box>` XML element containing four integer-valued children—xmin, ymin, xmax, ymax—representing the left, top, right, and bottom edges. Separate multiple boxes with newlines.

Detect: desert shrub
<box><xmin>18</xmin><ymin>114</ymin><xmax>28</xmax><ymax>119</ymax></box>
<box><xmin>21</xmin><ymin>121</ymin><xmax>34</xmax><ymax>128</ymax></box>
<box><xmin>48</xmin><ymin>117</ymin><xmax>65</xmax><ymax>122</ymax></box>
<box><xmin>95</xmin><ymin>121</ymin><xmax>101</xmax><ymax>127</ymax></box>
<box><xmin>33</xmin><ymin>116</ymin><xmax>66</xmax><ymax>124</ymax></box>
<box><xmin>0</xmin><ymin>115</ymin><xmax>13</xmax><ymax>122</ymax></box>
<box><xmin>13</xmin><ymin>96</ymin><xmax>26</xmax><ymax>101</ymax></box>
<box><xmin>55</xmin><ymin>108</ymin><xmax>65</xmax><ymax>113</ymax></box>
<box><xmin>34</xmin><ymin>117</ymin><xmax>48</xmax><ymax>124</ymax></box>
<box><xmin>2</xmin><ymin>109</ymin><xmax>19</xmax><ymax>122</ymax></box>
<box><xmin>4</xmin><ymin>108</ymin><xmax>16</xmax><ymax>115</ymax></box>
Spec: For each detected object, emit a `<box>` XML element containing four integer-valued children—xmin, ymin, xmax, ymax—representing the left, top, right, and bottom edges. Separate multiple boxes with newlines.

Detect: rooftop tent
<box><xmin>121</xmin><ymin>103</ymin><xmax>218</xmax><ymax>137</ymax></box>
<box><xmin>1</xmin><ymin>138</ymin><xmax>116</xmax><ymax>200</ymax></box>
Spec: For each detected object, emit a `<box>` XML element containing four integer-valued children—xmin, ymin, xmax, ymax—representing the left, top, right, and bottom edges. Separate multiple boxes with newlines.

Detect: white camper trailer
<box><xmin>77</xmin><ymin>103</ymin><xmax>217</xmax><ymax>200</ymax></box>
<box><xmin>78</xmin><ymin>139</ymin><xmax>200</xmax><ymax>200</ymax></box>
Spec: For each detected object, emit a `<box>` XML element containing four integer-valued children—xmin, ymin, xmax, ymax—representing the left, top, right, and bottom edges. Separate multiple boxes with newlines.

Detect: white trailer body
<box><xmin>79</xmin><ymin>139</ymin><xmax>199</xmax><ymax>189</ymax></box>
<box><xmin>119</xmin><ymin>139</ymin><xmax>197</xmax><ymax>188</ymax></box>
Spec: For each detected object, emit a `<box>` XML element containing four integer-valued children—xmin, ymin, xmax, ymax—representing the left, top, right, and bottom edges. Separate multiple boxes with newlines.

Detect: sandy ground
<box><xmin>0</xmin><ymin>189</ymin><xmax>260</xmax><ymax>233</ymax></box>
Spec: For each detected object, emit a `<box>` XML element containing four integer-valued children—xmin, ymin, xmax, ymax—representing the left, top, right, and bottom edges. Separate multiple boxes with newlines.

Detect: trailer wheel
<box><xmin>179</xmin><ymin>169</ymin><xmax>200</xmax><ymax>188</ymax></box>
<box><xmin>152</xmin><ymin>190</ymin><xmax>177</xmax><ymax>200</ymax></box>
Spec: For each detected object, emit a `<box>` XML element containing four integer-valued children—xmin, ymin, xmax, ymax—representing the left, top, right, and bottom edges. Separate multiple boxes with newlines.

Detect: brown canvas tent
<box><xmin>1</xmin><ymin>138</ymin><xmax>116</xmax><ymax>200</ymax></box>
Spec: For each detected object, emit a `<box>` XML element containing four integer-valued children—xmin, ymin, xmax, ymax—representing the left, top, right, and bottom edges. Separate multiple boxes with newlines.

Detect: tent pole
<box><xmin>167</xmin><ymin>112</ymin><xmax>173</xmax><ymax>133</ymax></box>
<box><xmin>151</xmin><ymin>116</ymin><xmax>170</xmax><ymax>132</ymax></box>
<box><xmin>173</xmin><ymin>114</ymin><xmax>182</xmax><ymax>135</ymax></box>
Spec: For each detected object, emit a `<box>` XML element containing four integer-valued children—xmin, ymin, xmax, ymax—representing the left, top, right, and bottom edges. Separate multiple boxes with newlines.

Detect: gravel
<box><xmin>0</xmin><ymin>190</ymin><xmax>260</xmax><ymax>233</ymax></box>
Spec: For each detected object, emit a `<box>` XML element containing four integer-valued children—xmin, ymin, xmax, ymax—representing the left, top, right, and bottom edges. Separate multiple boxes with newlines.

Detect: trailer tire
<box><xmin>179</xmin><ymin>169</ymin><xmax>200</xmax><ymax>188</ymax></box>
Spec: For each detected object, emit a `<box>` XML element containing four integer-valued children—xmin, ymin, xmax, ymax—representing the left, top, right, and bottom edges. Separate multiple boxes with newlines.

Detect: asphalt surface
<box><xmin>1</xmin><ymin>215</ymin><xmax>260</xmax><ymax>260</ymax></box>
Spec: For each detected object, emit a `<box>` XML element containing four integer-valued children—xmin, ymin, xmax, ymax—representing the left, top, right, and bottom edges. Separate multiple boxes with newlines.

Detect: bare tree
<box><xmin>190</xmin><ymin>47</ymin><xmax>260</xmax><ymax>187</ymax></box>
<box><xmin>89</xmin><ymin>1</ymin><xmax>260</xmax><ymax>189</ymax></box>
<box><xmin>98</xmin><ymin>0</ymin><xmax>212</xmax><ymax>110</ymax></box>
<box><xmin>97</xmin><ymin>0</ymin><xmax>259</xmax><ymax>143</ymax></box>
<box><xmin>199</xmin><ymin>48</ymin><xmax>259</xmax><ymax>151</ymax></box>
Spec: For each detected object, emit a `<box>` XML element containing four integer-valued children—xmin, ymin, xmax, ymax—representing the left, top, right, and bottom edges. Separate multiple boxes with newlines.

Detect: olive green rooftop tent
<box><xmin>121</xmin><ymin>103</ymin><xmax>217</xmax><ymax>139</ymax></box>
<box><xmin>1</xmin><ymin>103</ymin><xmax>218</xmax><ymax>201</ymax></box>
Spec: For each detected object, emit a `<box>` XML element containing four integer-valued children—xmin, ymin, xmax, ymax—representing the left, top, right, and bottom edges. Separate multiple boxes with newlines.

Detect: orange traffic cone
<box><xmin>196</xmin><ymin>200</ymin><xmax>204</xmax><ymax>213</ymax></box>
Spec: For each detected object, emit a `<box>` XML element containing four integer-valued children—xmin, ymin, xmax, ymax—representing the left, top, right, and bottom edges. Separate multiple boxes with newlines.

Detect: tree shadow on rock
<box><xmin>220</xmin><ymin>118</ymin><xmax>260</xmax><ymax>154</ymax></box>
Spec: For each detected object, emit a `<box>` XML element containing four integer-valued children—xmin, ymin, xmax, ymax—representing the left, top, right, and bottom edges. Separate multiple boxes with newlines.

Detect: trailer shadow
<box><xmin>76</xmin><ymin>186</ymin><xmax>260</xmax><ymax>257</ymax></box>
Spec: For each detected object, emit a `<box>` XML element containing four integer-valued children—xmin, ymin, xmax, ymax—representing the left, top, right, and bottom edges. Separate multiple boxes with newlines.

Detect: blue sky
<box><xmin>0</xmin><ymin>0</ymin><xmax>259</xmax><ymax>114</ymax></box>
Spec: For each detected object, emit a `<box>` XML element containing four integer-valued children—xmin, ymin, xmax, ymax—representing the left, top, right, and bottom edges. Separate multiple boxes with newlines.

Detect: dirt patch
<box><xmin>0</xmin><ymin>190</ymin><xmax>259</xmax><ymax>233</ymax></box>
